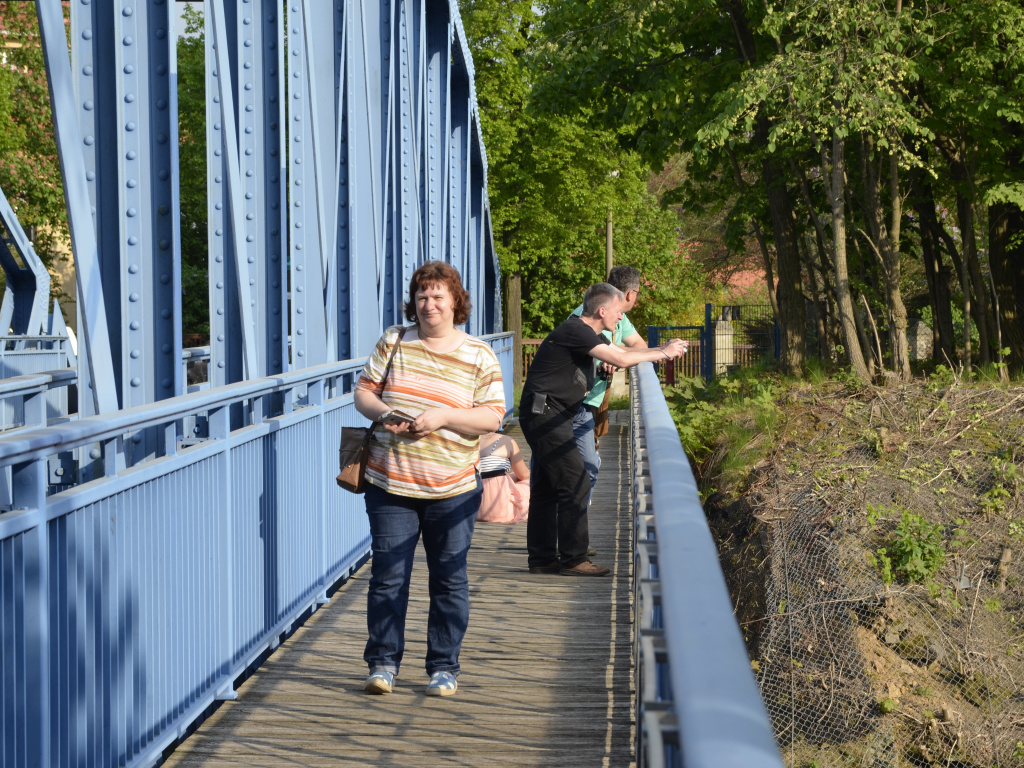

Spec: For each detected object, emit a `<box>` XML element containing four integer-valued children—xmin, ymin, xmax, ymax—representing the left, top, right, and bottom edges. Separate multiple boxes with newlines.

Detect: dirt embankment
<box><xmin>704</xmin><ymin>378</ymin><xmax>1024</xmax><ymax>767</ymax></box>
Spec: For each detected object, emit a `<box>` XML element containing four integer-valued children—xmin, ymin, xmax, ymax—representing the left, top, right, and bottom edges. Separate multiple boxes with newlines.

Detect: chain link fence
<box><xmin>735</xmin><ymin>387</ymin><xmax>1024</xmax><ymax>768</ymax></box>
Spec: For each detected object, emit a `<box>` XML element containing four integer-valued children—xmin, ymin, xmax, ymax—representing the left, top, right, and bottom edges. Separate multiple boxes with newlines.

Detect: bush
<box><xmin>885</xmin><ymin>511</ymin><xmax>946</xmax><ymax>584</ymax></box>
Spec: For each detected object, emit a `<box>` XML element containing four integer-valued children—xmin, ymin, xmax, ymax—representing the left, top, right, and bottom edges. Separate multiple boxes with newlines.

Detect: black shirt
<box><xmin>520</xmin><ymin>315</ymin><xmax>610</xmax><ymax>418</ymax></box>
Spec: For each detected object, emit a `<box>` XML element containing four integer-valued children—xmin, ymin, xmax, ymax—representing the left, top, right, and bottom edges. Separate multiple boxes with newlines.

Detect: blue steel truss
<box><xmin>1</xmin><ymin>1</ymin><xmax>503</xmax><ymax>767</ymax></box>
<box><xmin>0</xmin><ymin>186</ymin><xmax>51</xmax><ymax>340</ymax></box>
<box><xmin>36</xmin><ymin>0</ymin><xmax>499</xmax><ymax>413</ymax></box>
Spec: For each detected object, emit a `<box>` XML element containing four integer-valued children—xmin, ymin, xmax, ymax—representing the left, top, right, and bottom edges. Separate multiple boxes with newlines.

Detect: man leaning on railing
<box><xmin>519</xmin><ymin>282</ymin><xmax>686</xmax><ymax>577</ymax></box>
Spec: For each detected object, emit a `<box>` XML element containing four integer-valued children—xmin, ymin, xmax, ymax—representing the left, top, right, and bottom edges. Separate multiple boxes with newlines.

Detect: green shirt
<box><xmin>570</xmin><ymin>305</ymin><xmax>638</xmax><ymax>407</ymax></box>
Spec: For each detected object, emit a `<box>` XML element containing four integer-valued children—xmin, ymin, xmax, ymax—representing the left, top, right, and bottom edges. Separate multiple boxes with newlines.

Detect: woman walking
<box><xmin>353</xmin><ymin>261</ymin><xmax>506</xmax><ymax>696</ymax></box>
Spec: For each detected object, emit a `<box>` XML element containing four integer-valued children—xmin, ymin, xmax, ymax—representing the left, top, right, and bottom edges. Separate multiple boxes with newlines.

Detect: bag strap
<box><xmin>370</xmin><ymin>326</ymin><xmax>408</xmax><ymax>431</ymax></box>
<box><xmin>379</xmin><ymin>325</ymin><xmax>408</xmax><ymax>394</ymax></box>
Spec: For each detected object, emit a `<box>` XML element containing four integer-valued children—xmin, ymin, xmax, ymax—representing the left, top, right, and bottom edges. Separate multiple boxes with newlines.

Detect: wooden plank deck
<box><xmin>164</xmin><ymin>420</ymin><xmax>636</xmax><ymax>768</ymax></box>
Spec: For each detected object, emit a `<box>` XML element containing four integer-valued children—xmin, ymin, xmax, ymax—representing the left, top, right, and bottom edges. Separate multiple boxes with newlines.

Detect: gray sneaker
<box><xmin>364</xmin><ymin>669</ymin><xmax>395</xmax><ymax>694</ymax></box>
<box><xmin>426</xmin><ymin>670</ymin><xmax>458</xmax><ymax>696</ymax></box>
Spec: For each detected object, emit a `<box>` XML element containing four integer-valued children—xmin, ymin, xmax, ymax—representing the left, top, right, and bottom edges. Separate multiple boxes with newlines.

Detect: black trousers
<box><xmin>520</xmin><ymin>409</ymin><xmax>591</xmax><ymax>568</ymax></box>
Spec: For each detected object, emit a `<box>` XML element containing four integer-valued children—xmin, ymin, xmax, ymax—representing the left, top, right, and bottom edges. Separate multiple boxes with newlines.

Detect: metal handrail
<box><xmin>632</xmin><ymin>362</ymin><xmax>783</xmax><ymax>768</ymax></box>
<box><xmin>0</xmin><ymin>357</ymin><xmax>369</xmax><ymax>467</ymax></box>
<box><xmin>0</xmin><ymin>367</ymin><xmax>76</xmax><ymax>397</ymax></box>
<box><xmin>1</xmin><ymin>339</ymin><xmax>515</xmax><ymax>768</ymax></box>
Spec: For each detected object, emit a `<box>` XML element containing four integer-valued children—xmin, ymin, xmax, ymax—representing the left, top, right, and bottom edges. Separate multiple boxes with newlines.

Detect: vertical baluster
<box><xmin>13</xmin><ymin>451</ymin><xmax>48</xmax><ymax>766</ymax></box>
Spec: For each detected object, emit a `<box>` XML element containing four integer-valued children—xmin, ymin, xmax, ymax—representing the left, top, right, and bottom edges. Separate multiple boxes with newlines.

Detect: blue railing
<box><xmin>631</xmin><ymin>362</ymin><xmax>783</xmax><ymax>768</ymax></box>
<box><xmin>0</xmin><ymin>333</ymin><xmax>513</xmax><ymax>768</ymax></box>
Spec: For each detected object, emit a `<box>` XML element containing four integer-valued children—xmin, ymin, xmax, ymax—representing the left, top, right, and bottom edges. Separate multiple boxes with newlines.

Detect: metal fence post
<box><xmin>13</xmin><ymin>453</ymin><xmax>49</xmax><ymax>767</ymax></box>
<box><xmin>209</xmin><ymin>404</ymin><xmax>238</xmax><ymax>702</ymax></box>
<box><xmin>703</xmin><ymin>303</ymin><xmax>713</xmax><ymax>383</ymax></box>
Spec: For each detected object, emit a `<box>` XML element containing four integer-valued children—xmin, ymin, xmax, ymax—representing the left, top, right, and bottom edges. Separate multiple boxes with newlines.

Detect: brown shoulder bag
<box><xmin>336</xmin><ymin>326</ymin><xmax>407</xmax><ymax>493</ymax></box>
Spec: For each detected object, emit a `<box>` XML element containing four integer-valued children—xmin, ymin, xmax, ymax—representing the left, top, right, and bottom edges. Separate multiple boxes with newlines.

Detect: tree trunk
<box><xmin>760</xmin><ymin>138</ymin><xmax>806</xmax><ymax>375</ymax></box>
<box><xmin>808</xmin><ymin>228</ymin><xmax>841</xmax><ymax>359</ymax></box>
<box><xmin>720</xmin><ymin>2</ymin><xmax>800</xmax><ymax>363</ymax></box>
<box><xmin>722</xmin><ymin>13</ymin><xmax>809</xmax><ymax>376</ymax></box>
<box><xmin>853</xmin><ymin>297</ymin><xmax>876</xmax><ymax>378</ymax></box>
<box><xmin>727</xmin><ymin>147</ymin><xmax>779</xmax><ymax>322</ymax></box>
<box><xmin>505</xmin><ymin>271</ymin><xmax>523</xmax><ymax>388</ymax></box>
<box><xmin>989</xmin><ymin>202</ymin><xmax>1024</xmax><ymax>374</ymax></box>
<box><xmin>800</xmin><ymin>233</ymin><xmax>829</xmax><ymax>360</ymax></box>
<box><xmin>927</xmin><ymin>204</ymin><xmax>988</xmax><ymax>361</ymax></box>
<box><xmin>823</xmin><ymin>132</ymin><xmax>871</xmax><ymax>381</ymax></box>
<box><xmin>860</xmin><ymin>138</ymin><xmax>911</xmax><ymax>380</ymax></box>
<box><xmin>920</xmin><ymin>219</ymin><xmax>956</xmax><ymax>365</ymax></box>
<box><xmin>909</xmin><ymin>166</ymin><xmax>956</xmax><ymax>364</ymax></box>
<box><xmin>955</xmin><ymin>186</ymin><xmax>993</xmax><ymax>366</ymax></box>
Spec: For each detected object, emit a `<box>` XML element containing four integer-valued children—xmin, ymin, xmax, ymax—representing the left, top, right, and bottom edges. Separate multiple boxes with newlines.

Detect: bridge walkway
<box><xmin>164</xmin><ymin>419</ymin><xmax>636</xmax><ymax>768</ymax></box>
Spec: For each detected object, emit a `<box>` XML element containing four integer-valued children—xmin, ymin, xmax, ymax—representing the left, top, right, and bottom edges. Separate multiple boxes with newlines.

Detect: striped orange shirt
<box><xmin>356</xmin><ymin>325</ymin><xmax>506</xmax><ymax>499</ymax></box>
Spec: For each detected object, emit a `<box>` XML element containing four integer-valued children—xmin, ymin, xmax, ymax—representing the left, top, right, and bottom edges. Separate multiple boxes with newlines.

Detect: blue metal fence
<box><xmin>650</xmin><ymin>303</ymin><xmax>779</xmax><ymax>384</ymax></box>
<box><xmin>631</xmin><ymin>362</ymin><xmax>783</xmax><ymax>768</ymax></box>
<box><xmin>2</xmin><ymin>0</ymin><xmax>506</xmax><ymax>762</ymax></box>
<box><xmin>0</xmin><ymin>333</ymin><xmax>513</xmax><ymax>768</ymax></box>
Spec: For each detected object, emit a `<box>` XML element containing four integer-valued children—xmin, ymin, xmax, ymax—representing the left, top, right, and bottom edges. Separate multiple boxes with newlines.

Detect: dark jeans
<box><xmin>573</xmin><ymin>404</ymin><xmax>601</xmax><ymax>496</ymax></box>
<box><xmin>363</xmin><ymin>480</ymin><xmax>481</xmax><ymax>676</ymax></box>
<box><xmin>521</xmin><ymin>409</ymin><xmax>591</xmax><ymax>568</ymax></box>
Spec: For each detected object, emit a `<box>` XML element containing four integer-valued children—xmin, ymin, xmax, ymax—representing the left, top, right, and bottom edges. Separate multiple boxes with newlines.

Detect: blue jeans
<box><xmin>572</xmin><ymin>405</ymin><xmax>601</xmax><ymax>496</ymax></box>
<box><xmin>363</xmin><ymin>480</ymin><xmax>481</xmax><ymax>676</ymax></box>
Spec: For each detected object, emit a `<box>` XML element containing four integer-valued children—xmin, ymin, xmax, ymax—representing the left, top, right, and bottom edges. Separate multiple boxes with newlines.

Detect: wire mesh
<box><xmin>743</xmin><ymin>388</ymin><xmax>1024</xmax><ymax>768</ymax></box>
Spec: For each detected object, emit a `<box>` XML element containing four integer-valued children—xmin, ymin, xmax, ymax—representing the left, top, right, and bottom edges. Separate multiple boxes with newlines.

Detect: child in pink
<box><xmin>477</xmin><ymin>431</ymin><xmax>531</xmax><ymax>523</ymax></box>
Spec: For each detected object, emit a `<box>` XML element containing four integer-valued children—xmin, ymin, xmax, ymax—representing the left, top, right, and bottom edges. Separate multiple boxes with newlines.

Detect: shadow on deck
<box><xmin>164</xmin><ymin>420</ymin><xmax>636</xmax><ymax>768</ymax></box>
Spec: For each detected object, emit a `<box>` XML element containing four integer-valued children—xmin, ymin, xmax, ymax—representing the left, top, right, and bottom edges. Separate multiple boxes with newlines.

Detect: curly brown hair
<box><xmin>404</xmin><ymin>261</ymin><xmax>472</xmax><ymax>325</ymax></box>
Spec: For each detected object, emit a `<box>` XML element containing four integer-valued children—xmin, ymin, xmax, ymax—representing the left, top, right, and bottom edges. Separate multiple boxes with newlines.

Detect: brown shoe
<box><xmin>529</xmin><ymin>560</ymin><xmax>561</xmax><ymax>574</ymax></box>
<box><xmin>560</xmin><ymin>560</ymin><xmax>611</xmax><ymax>577</ymax></box>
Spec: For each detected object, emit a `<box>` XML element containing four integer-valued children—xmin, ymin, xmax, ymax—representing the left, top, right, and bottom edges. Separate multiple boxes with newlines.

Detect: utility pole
<box><xmin>605</xmin><ymin>209</ymin><xmax>613</xmax><ymax>279</ymax></box>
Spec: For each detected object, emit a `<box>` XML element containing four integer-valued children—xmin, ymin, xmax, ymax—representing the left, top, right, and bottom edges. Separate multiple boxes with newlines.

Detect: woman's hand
<box><xmin>405</xmin><ymin>406</ymin><xmax>501</xmax><ymax>437</ymax></box>
<box><xmin>409</xmin><ymin>407</ymin><xmax>449</xmax><ymax>436</ymax></box>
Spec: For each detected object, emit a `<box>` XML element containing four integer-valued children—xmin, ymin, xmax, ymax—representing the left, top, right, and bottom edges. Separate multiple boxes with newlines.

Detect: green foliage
<box><xmin>877</xmin><ymin>697</ymin><xmax>898</xmax><ymax>714</ymax></box>
<box><xmin>866</xmin><ymin>506</ymin><xmax>946</xmax><ymax>585</ymax></box>
<box><xmin>950</xmin><ymin>518</ymin><xmax>973</xmax><ymax>551</ymax></box>
<box><xmin>0</xmin><ymin>6</ymin><xmax>70</xmax><ymax>287</ymax></box>
<box><xmin>887</xmin><ymin>511</ymin><xmax>946</xmax><ymax>584</ymax></box>
<box><xmin>980</xmin><ymin>485</ymin><xmax>1011</xmax><ymax>518</ymax></box>
<box><xmin>803</xmin><ymin>356</ymin><xmax>828</xmax><ymax>386</ymax></box>
<box><xmin>866</xmin><ymin>548</ymin><xmax>894</xmax><ymax>585</ymax></box>
<box><xmin>177</xmin><ymin>5</ymin><xmax>210</xmax><ymax>337</ymax></box>
<box><xmin>460</xmin><ymin>0</ymin><xmax>705</xmax><ymax>337</ymax></box>
<box><xmin>664</xmin><ymin>369</ymin><xmax>781</xmax><ymax>496</ymax></box>
<box><xmin>536</xmin><ymin>0</ymin><xmax>1024</xmax><ymax>375</ymax></box>
<box><xmin>866</xmin><ymin>503</ymin><xmax>887</xmax><ymax>530</ymax></box>
<box><xmin>701</xmin><ymin>1</ymin><xmax>932</xmax><ymax>169</ymax></box>
<box><xmin>863</xmin><ymin>430</ymin><xmax>884</xmax><ymax>458</ymax></box>
<box><xmin>925</xmin><ymin>364</ymin><xmax>957</xmax><ymax>393</ymax></box>
<box><xmin>665</xmin><ymin>377</ymin><xmax>725</xmax><ymax>459</ymax></box>
<box><xmin>980</xmin><ymin>453</ymin><xmax>1022</xmax><ymax>518</ymax></box>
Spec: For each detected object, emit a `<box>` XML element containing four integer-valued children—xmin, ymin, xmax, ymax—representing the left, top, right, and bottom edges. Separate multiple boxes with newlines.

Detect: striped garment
<box><xmin>356</xmin><ymin>325</ymin><xmax>506</xmax><ymax>499</ymax></box>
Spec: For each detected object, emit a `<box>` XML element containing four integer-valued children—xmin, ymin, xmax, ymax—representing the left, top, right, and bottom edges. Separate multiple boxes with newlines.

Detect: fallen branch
<box><xmin>860</xmin><ymin>294</ymin><xmax>886</xmax><ymax>376</ymax></box>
